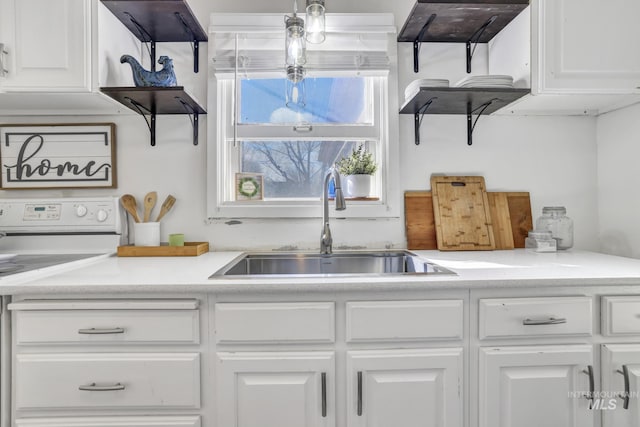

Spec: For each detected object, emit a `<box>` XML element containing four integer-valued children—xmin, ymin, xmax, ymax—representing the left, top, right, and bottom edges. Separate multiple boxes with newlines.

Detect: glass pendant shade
<box><xmin>285</xmin><ymin>15</ymin><xmax>306</xmax><ymax>67</ymax></box>
<box><xmin>305</xmin><ymin>0</ymin><xmax>325</xmax><ymax>44</ymax></box>
<box><xmin>285</xmin><ymin>66</ymin><xmax>306</xmax><ymax>109</ymax></box>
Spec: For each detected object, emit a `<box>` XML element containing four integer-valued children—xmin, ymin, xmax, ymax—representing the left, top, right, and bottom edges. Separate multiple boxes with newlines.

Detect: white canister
<box><xmin>134</xmin><ymin>222</ymin><xmax>160</xmax><ymax>246</ymax></box>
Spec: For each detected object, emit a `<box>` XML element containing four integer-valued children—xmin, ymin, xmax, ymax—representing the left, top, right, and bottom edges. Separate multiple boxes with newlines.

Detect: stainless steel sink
<box><xmin>210</xmin><ymin>250</ymin><xmax>455</xmax><ymax>278</ymax></box>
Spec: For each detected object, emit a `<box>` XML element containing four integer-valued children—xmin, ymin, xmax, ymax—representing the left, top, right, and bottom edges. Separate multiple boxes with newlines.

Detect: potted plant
<box><xmin>336</xmin><ymin>144</ymin><xmax>378</xmax><ymax>198</ymax></box>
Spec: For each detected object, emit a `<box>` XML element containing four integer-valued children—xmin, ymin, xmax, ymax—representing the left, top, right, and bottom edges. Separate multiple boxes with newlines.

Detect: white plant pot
<box><xmin>344</xmin><ymin>174</ymin><xmax>372</xmax><ymax>198</ymax></box>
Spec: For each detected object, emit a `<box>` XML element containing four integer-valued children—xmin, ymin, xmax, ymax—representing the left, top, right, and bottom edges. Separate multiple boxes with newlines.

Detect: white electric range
<box><xmin>0</xmin><ymin>197</ymin><xmax>126</xmax><ymax>281</ymax></box>
<box><xmin>0</xmin><ymin>196</ymin><xmax>126</xmax><ymax>427</ymax></box>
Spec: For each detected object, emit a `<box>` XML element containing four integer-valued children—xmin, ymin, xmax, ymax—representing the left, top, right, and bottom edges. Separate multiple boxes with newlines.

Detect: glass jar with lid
<box><xmin>535</xmin><ymin>206</ymin><xmax>574</xmax><ymax>250</ymax></box>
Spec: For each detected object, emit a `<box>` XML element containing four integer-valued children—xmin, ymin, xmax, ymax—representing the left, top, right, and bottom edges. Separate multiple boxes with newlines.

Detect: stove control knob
<box><xmin>75</xmin><ymin>205</ymin><xmax>88</xmax><ymax>217</ymax></box>
<box><xmin>96</xmin><ymin>209</ymin><xmax>108</xmax><ymax>222</ymax></box>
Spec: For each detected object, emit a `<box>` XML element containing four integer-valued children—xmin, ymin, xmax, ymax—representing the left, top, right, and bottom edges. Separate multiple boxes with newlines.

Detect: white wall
<box><xmin>0</xmin><ymin>0</ymin><xmax>601</xmax><ymax>252</ymax></box>
<box><xmin>597</xmin><ymin>103</ymin><xmax>640</xmax><ymax>258</ymax></box>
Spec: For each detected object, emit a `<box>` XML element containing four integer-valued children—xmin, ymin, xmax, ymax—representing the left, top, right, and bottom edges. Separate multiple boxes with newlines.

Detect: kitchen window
<box><xmin>207</xmin><ymin>13</ymin><xmax>399</xmax><ymax>219</ymax></box>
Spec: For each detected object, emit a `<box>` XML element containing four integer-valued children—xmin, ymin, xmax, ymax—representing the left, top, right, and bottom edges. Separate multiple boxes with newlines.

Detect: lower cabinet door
<box><xmin>216</xmin><ymin>351</ymin><xmax>335</xmax><ymax>427</ymax></box>
<box><xmin>479</xmin><ymin>345</ymin><xmax>595</xmax><ymax>427</ymax></box>
<box><xmin>14</xmin><ymin>416</ymin><xmax>201</xmax><ymax>427</ymax></box>
<box><xmin>346</xmin><ymin>348</ymin><xmax>463</xmax><ymax>427</ymax></box>
<box><xmin>601</xmin><ymin>344</ymin><xmax>640</xmax><ymax>427</ymax></box>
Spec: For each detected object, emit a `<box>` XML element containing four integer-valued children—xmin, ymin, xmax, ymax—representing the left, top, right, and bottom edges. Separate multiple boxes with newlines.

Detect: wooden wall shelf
<box><xmin>397</xmin><ymin>0</ymin><xmax>529</xmax><ymax>73</ymax></box>
<box><xmin>400</xmin><ymin>87</ymin><xmax>529</xmax><ymax>145</ymax></box>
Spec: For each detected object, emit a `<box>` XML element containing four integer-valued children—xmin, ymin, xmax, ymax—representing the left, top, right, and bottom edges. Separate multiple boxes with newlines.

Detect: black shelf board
<box><xmin>101</xmin><ymin>0</ymin><xmax>208</xmax><ymax>43</ymax></box>
<box><xmin>399</xmin><ymin>87</ymin><xmax>529</xmax><ymax>115</ymax></box>
<box><xmin>398</xmin><ymin>1</ymin><xmax>529</xmax><ymax>43</ymax></box>
<box><xmin>100</xmin><ymin>87</ymin><xmax>207</xmax><ymax>115</ymax></box>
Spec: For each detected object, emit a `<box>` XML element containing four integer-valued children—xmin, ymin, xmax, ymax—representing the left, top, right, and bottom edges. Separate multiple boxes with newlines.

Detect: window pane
<box><xmin>239</xmin><ymin>77</ymin><xmax>372</xmax><ymax>125</ymax></box>
<box><xmin>240</xmin><ymin>140</ymin><xmax>375</xmax><ymax>198</ymax></box>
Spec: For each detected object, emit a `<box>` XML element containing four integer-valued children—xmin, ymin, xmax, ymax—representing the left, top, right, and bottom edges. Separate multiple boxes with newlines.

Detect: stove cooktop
<box><xmin>0</xmin><ymin>253</ymin><xmax>103</xmax><ymax>279</ymax></box>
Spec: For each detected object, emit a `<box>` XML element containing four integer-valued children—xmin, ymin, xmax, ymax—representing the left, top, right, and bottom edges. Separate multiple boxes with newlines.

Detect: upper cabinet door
<box><xmin>533</xmin><ymin>0</ymin><xmax>640</xmax><ymax>94</ymax></box>
<box><xmin>0</xmin><ymin>0</ymin><xmax>91</xmax><ymax>92</ymax></box>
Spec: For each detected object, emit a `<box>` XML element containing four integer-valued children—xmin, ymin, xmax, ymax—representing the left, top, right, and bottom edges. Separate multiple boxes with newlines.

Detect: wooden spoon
<box><xmin>143</xmin><ymin>191</ymin><xmax>157</xmax><ymax>222</ymax></box>
<box><xmin>155</xmin><ymin>195</ymin><xmax>176</xmax><ymax>222</ymax></box>
<box><xmin>120</xmin><ymin>194</ymin><xmax>141</xmax><ymax>223</ymax></box>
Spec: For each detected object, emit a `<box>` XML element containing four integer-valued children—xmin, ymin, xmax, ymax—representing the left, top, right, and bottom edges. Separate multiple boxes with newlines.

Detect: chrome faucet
<box><xmin>320</xmin><ymin>167</ymin><xmax>346</xmax><ymax>254</ymax></box>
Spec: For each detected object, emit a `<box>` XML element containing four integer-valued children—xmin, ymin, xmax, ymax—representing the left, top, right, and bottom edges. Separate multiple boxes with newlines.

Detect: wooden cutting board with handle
<box><xmin>405</xmin><ymin>191</ymin><xmax>532</xmax><ymax>250</ymax></box>
<box><xmin>431</xmin><ymin>176</ymin><xmax>495</xmax><ymax>251</ymax></box>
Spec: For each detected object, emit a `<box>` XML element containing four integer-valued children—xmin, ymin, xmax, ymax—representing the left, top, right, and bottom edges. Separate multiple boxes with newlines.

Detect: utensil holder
<box><xmin>134</xmin><ymin>222</ymin><xmax>160</xmax><ymax>246</ymax></box>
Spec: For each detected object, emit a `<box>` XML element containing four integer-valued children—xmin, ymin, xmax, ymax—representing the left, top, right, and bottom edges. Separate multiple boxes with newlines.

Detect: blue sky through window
<box><xmin>240</xmin><ymin>77</ymin><xmax>367</xmax><ymax>124</ymax></box>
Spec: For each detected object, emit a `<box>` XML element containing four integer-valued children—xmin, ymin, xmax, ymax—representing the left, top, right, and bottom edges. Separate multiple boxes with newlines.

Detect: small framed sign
<box><xmin>235</xmin><ymin>173</ymin><xmax>264</xmax><ymax>201</ymax></box>
<box><xmin>0</xmin><ymin>123</ymin><xmax>117</xmax><ymax>189</ymax></box>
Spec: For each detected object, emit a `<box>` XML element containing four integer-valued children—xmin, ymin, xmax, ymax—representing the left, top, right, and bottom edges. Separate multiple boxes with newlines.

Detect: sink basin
<box><xmin>210</xmin><ymin>250</ymin><xmax>455</xmax><ymax>278</ymax></box>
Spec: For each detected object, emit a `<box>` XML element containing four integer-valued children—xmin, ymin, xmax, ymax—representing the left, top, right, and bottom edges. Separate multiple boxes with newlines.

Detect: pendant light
<box><xmin>305</xmin><ymin>0</ymin><xmax>326</xmax><ymax>44</ymax></box>
<box><xmin>285</xmin><ymin>1</ymin><xmax>307</xmax><ymax>70</ymax></box>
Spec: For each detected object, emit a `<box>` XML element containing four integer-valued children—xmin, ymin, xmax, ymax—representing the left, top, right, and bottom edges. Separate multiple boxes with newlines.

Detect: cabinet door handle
<box><xmin>522</xmin><ymin>317</ymin><xmax>567</xmax><ymax>325</ymax></box>
<box><xmin>617</xmin><ymin>365</ymin><xmax>631</xmax><ymax>410</ymax></box>
<box><xmin>321</xmin><ymin>372</ymin><xmax>327</xmax><ymax>417</ymax></box>
<box><xmin>78</xmin><ymin>327</ymin><xmax>125</xmax><ymax>335</ymax></box>
<box><xmin>0</xmin><ymin>43</ymin><xmax>7</xmax><ymax>76</ymax></box>
<box><xmin>357</xmin><ymin>371</ymin><xmax>363</xmax><ymax>416</ymax></box>
<box><xmin>78</xmin><ymin>382</ymin><xmax>125</xmax><ymax>392</ymax></box>
<box><xmin>582</xmin><ymin>365</ymin><xmax>595</xmax><ymax>409</ymax></box>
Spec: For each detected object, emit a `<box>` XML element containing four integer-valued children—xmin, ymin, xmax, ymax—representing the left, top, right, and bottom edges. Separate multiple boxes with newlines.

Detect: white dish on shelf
<box><xmin>455</xmin><ymin>74</ymin><xmax>514</xmax><ymax>88</ymax></box>
<box><xmin>404</xmin><ymin>78</ymin><xmax>450</xmax><ymax>100</ymax></box>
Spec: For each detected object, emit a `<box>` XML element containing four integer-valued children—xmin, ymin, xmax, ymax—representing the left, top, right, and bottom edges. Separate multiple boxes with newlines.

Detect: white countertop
<box><xmin>2</xmin><ymin>249</ymin><xmax>640</xmax><ymax>295</ymax></box>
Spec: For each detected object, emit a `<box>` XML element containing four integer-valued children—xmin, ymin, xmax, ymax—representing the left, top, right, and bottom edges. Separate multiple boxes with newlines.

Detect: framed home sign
<box><xmin>0</xmin><ymin>123</ymin><xmax>117</xmax><ymax>189</ymax></box>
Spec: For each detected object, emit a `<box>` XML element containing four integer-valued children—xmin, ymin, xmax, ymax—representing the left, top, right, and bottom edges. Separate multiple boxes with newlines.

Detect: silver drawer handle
<box><xmin>522</xmin><ymin>317</ymin><xmax>567</xmax><ymax>325</ymax></box>
<box><xmin>78</xmin><ymin>327</ymin><xmax>125</xmax><ymax>335</ymax></box>
<box><xmin>79</xmin><ymin>382</ymin><xmax>125</xmax><ymax>392</ymax></box>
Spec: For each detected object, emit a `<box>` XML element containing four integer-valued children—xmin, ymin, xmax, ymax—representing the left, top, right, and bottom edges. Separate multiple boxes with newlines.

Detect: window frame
<box><xmin>207</xmin><ymin>13</ymin><xmax>400</xmax><ymax>219</ymax></box>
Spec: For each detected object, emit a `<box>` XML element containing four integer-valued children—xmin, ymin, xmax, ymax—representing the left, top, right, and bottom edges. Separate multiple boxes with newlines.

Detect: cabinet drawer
<box><xmin>15</xmin><ymin>416</ymin><xmax>201</xmax><ymax>427</ymax></box>
<box><xmin>346</xmin><ymin>300</ymin><xmax>463</xmax><ymax>342</ymax></box>
<box><xmin>479</xmin><ymin>297</ymin><xmax>592</xmax><ymax>339</ymax></box>
<box><xmin>11</xmin><ymin>300</ymin><xmax>200</xmax><ymax>345</ymax></box>
<box><xmin>15</xmin><ymin>353</ymin><xmax>200</xmax><ymax>410</ymax></box>
<box><xmin>602</xmin><ymin>296</ymin><xmax>640</xmax><ymax>336</ymax></box>
<box><xmin>215</xmin><ymin>302</ymin><xmax>334</xmax><ymax>344</ymax></box>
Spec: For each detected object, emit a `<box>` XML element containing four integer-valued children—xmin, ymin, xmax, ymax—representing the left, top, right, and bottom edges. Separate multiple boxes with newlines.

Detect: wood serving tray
<box><xmin>117</xmin><ymin>242</ymin><xmax>209</xmax><ymax>257</ymax></box>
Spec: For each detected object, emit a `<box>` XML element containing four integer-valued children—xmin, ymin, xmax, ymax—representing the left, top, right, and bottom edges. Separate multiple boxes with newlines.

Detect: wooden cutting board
<box><xmin>405</xmin><ymin>191</ymin><xmax>532</xmax><ymax>250</ymax></box>
<box><xmin>431</xmin><ymin>176</ymin><xmax>495</xmax><ymax>251</ymax></box>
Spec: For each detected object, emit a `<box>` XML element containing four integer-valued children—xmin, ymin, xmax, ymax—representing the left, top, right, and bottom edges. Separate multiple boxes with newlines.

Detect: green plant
<box><xmin>336</xmin><ymin>145</ymin><xmax>378</xmax><ymax>175</ymax></box>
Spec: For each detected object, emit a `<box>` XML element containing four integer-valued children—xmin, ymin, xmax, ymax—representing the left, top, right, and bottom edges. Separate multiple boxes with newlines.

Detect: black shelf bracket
<box><xmin>466</xmin><ymin>15</ymin><xmax>497</xmax><ymax>74</ymax></box>
<box><xmin>125</xmin><ymin>96</ymin><xmax>157</xmax><ymax>146</ymax></box>
<box><xmin>413</xmin><ymin>97</ymin><xmax>438</xmax><ymax>145</ymax></box>
<box><xmin>466</xmin><ymin>98</ymin><xmax>498</xmax><ymax>146</ymax></box>
<box><xmin>124</xmin><ymin>12</ymin><xmax>156</xmax><ymax>71</ymax></box>
<box><xmin>174</xmin><ymin>12</ymin><xmax>200</xmax><ymax>73</ymax></box>
<box><xmin>177</xmin><ymin>97</ymin><xmax>200</xmax><ymax>145</ymax></box>
<box><xmin>412</xmin><ymin>14</ymin><xmax>437</xmax><ymax>73</ymax></box>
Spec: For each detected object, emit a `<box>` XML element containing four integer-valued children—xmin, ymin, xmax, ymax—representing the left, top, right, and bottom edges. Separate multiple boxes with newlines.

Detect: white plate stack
<box><xmin>454</xmin><ymin>75</ymin><xmax>514</xmax><ymax>88</ymax></box>
<box><xmin>404</xmin><ymin>78</ymin><xmax>450</xmax><ymax>101</ymax></box>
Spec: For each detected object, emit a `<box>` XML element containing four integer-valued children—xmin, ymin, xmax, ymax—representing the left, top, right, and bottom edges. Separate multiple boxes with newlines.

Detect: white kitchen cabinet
<box><xmin>531</xmin><ymin>0</ymin><xmax>640</xmax><ymax>95</ymax></box>
<box><xmin>0</xmin><ymin>0</ymin><xmax>91</xmax><ymax>92</ymax></box>
<box><xmin>490</xmin><ymin>0</ymin><xmax>640</xmax><ymax>114</ymax></box>
<box><xmin>9</xmin><ymin>299</ymin><xmax>204</xmax><ymax>426</ymax></box>
<box><xmin>216</xmin><ymin>351</ymin><xmax>335</xmax><ymax>427</ymax></box>
<box><xmin>479</xmin><ymin>345</ymin><xmax>596</xmax><ymax>427</ymax></box>
<box><xmin>346</xmin><ymin>348</ymin><xmax>463</xmax><ymax>427</ymax></box>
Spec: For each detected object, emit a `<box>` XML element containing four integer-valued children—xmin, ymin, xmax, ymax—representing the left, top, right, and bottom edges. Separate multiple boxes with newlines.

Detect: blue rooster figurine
<box><xmin>120</xmin><ymin>55</ymin><xmax>178</xmax><ymax>87</ymax></box>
